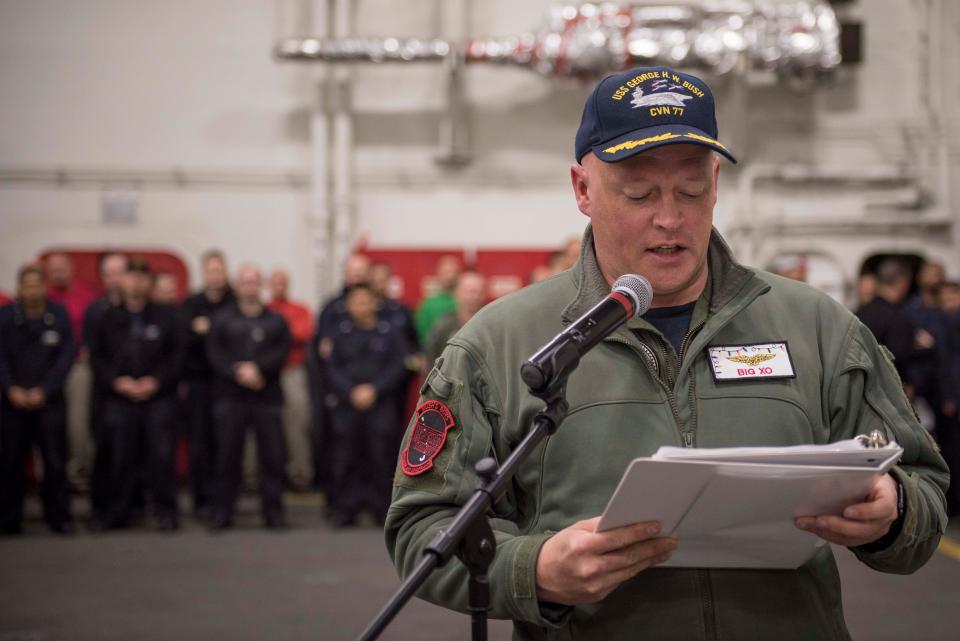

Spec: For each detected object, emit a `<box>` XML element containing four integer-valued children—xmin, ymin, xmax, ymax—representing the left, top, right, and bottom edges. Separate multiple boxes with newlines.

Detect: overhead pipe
<box><xmin>274</xmin><ymin>1</ymin><xmax>842</xmax><ymax>80</ymax></box>
<box><xmin>0</xmin><ymin>167</ymin><xmax>308</xmax><ymax>190</ymax></box>
<box><xmin>276</xmin><ymin>1</ymin><xmax>842</xmax><ymax>168</ymax></box>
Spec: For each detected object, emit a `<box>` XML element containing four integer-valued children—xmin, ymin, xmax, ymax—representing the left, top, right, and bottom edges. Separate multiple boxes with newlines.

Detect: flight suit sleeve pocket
<box><xmin>394</xmin><ymin>362</ymin><xmax>465</xmax><ymax>494</ymax></box>
<box><xmin>838</xmin><ymin>327</ymin><xmax>928</xmax><ymax>460</ymax></box>
<box><xmin>419</xmin><ymin>361</ymin><xmax>453</xmax><ymax>398</ymax></box>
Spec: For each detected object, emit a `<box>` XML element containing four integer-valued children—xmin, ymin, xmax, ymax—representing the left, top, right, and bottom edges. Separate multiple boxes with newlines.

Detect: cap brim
<box><xmin>591</xmin><ymin>124</ymin><xmax>737</xmax><ymax>164</ymax></box>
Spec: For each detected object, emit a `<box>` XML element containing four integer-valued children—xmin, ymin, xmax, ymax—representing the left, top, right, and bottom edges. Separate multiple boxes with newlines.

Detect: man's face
<box><xmin>268</xmin><ymin>270</ymin><xmax>289</xmax><ymax>300</ymax></box>
<box><xmin>918</xmin><ymin>262</ymin><xmax>945</xmax><ymax>291</ymax></box>
<box><xmin>370</xmin><ymin>264</ymin><xmax>392</xmax><ymax>297</ymax></box>
<box><xmin>203</xmin><ymin>257</ymin><xmax>228</xmax><ymax>291</ymax></box>
<box><xmin>45</xmin><ymin>254</ymin><xmax>73</xmax><ymax>289</ymax></box>
<box><xmin>19</xmin><ymin>272</ymin><xmax>46</xmax><ymax>305</ymax></box>
<box><xmin>345</xmin><ymin>287</ymin><xmax>377</xmax><ymax>322</ymax></box>
<box><xmin>894</xmin><ymin>275</ymin><xmax>913</xmax><ymax>302</ymax></box>
<box><xmin>560</xmin><ymin>238</ymin><xmax>581</xmax><ymax>270</ymax></box>
<box><xmin>857</xmin><ymin>273</ymin><xmax>877</xmax><ymax>305</ymax></box>
<box><xmin>572</xmin><ymin>144</ymin><xmax>719</xmax><ymax>307</ymax></box>
<box><xmin>100</xmin><ymin>254</ymin><xmax>128</xmax><ymax>294</ymax></box>
<box><xmin>343</xmin><ymin>254</ymin><xmax>371</xmax><ymax>287</ymax></box>
<box><xmin>152</xmin><ymin>274</ymin><xmax>178</xmax><ymax>305</ymax></box>
<box><xmin>123</xmin><ymin>271</ymin><xmax>152</xmax><ymax>301</ymax></box>
<box><xmin>436</xmin><ymin>256</ymin><xmax>462</xmax><ymax>290</ymax></box>
<box><xmin>941</xmin><ymin>285</ymin><xmax>960</xmax><ymax>313</ymax></box>
<box><xmin>235</xmin><ymin>268</ymin><xmax>262</xmax><ymax>303</ymax></box>
<box><xmin>455</xmin><ymin>273</ymin><xmax>486</xmax><ymax>316</ymax></box>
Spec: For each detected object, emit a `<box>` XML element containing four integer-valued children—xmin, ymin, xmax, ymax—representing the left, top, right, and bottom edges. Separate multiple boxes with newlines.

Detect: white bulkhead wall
<box><xmin>0</xmin><ymin>0</ymin><xmax>958</xmax><ymax>309</ymax></box>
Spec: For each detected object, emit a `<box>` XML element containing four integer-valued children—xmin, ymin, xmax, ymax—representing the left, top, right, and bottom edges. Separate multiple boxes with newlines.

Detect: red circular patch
<box><xmin>400</xmin><ymin>400</ymin><xmax>456</xmax><ymax>476</ymax></box>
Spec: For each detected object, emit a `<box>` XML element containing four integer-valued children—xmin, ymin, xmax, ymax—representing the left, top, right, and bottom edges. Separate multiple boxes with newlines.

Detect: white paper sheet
<box><xmin>597</xmin><ymin>441</ymin><xmax>903</xmax><ymax>569</ymax></box>
<box><xmin>652</xmin><ymin>440</ymin><xmax>903</xmax><ymax>468</ymax></box>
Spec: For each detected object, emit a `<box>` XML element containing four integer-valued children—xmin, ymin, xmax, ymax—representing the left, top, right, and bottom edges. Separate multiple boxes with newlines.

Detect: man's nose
<box><xmin>651</xmin><ymin>195</ymin><xmax>683</xmax><ymax>231</ymax></box>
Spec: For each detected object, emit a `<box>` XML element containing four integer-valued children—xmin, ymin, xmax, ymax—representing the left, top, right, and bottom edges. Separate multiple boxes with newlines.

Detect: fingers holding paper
<box><xmin>535</xmin><ymin>517</ymin><xmax>678</xmax><ymax>606</ymax></box>
<box><xmin>794</xmin><ymin>474</ymin><xmax>899</xmax><ymax>547</ymax></box>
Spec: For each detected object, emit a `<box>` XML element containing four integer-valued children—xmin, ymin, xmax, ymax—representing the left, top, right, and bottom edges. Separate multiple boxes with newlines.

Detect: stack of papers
<box><xmin>597</xmin><ymin>439</ymin><xmax>903</xmax><ymax>569</ymax></box>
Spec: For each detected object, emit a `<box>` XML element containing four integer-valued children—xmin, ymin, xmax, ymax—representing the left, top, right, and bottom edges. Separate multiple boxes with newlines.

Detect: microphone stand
<box><xmin>355</xmin><ymin>342</ymin><xmax>581</xmax><ymax>641</ymax></box>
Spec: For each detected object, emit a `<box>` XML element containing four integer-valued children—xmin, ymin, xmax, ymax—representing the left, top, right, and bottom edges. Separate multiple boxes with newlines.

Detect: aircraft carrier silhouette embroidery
<box><xmin>630</xmin><ymin>80</ymin><xmax>694</xmax><ymax>109</ymax></box>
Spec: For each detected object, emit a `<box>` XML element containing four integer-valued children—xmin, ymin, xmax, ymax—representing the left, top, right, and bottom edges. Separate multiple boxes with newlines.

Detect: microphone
<box><xmin>521</xmin><ymin>274</ymin><xmax>653</xmax><ymax>392</ymax></box>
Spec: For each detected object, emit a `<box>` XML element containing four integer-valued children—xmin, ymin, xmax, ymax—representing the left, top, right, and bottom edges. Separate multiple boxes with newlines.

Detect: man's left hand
<box><xmin>795</xmin><ymin>474</ymin><xmax>899</xmax><ymax>547</ymax></box>
<box><xmin>132</xmin><ymin>377</ymin><xmax>160</xmax><ymax>401</ymax></box>
<box><xmin>235</xmin><ymin>362</ymin><xmax>265</xmax><ymax>390</ymax></box>
<box><xmin>350</xmin><ymin>384</ymin><xmax>377</xmax><ymax>411</ymax></box>
<box><xmin>24</xmin><ymin>388</ymin><xmax>46</xmax><ymax>409</ymax></box>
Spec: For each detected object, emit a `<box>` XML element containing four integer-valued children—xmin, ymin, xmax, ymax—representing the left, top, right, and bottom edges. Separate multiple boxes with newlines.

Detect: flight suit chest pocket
<box><xmin>696</xmin><ymin>374</ymin><xmax>820</xmax><ymax>446</ymax></box>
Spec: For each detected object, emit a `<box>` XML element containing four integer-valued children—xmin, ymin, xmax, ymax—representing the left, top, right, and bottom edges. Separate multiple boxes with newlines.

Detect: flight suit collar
<box><xmin>562</xmin><ymin>223</ymin><xmax>758</xmax><ymax>326</ymax></box>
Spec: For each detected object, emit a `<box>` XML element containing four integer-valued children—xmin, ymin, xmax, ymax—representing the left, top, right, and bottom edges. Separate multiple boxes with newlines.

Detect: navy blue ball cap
<box><xmin>575</xmin><ymin>66</ymin><xmax>736</xmax><ymax>164</ymax></box>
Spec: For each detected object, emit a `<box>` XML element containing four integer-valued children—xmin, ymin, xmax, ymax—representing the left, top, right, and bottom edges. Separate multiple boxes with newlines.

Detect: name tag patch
<box><xmin>707</xmin><ymin>342</ymin><xmax>795</xmax><ymax>381</ymax></box>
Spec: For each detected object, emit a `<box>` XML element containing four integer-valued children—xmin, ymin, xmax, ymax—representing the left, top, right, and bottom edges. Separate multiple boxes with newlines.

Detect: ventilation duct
<box><xmin>275</xmin><ymin>1</ymin><xmax>842</xmax><ymax>80</ymax></box>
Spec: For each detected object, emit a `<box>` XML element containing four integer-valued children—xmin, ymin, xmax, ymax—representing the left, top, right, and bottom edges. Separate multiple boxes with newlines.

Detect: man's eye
<box><xmin>680</xmin><ymin>190</ymin><xmax>705</xmax><ymax>199</ymax></box>
<box><xmin>627</xmin><ymin>194</ymin><xmax>651</xmax><ymax>202</ymax></box>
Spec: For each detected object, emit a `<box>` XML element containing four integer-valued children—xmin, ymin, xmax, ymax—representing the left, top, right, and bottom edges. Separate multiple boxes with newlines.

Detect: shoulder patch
<box><xmin>400</xmin><ymin>400</ymin><xmax>456</xmax><ymax>476</ymax></box>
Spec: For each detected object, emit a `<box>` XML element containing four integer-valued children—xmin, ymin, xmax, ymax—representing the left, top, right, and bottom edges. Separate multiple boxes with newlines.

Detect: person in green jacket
<box><xmin>414</xmin><ymin>255</ymin><xmax>462</xmax><ymax>346</ymax></box>
<box><xmin>386</xmin><ymin>66</ymin><xmax>949</xmax><ymax>641</ymax></box>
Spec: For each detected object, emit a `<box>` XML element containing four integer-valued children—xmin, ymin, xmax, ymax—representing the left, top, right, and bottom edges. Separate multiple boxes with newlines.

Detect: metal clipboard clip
<box><xmin>855</xmin><ymin>430</ymin><xmax>890</xmax><ymax>449</ymax></box>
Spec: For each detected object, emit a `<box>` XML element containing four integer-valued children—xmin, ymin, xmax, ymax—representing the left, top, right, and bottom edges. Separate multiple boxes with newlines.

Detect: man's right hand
<box><xmin>192</xmin><ymin>316</ymin><xmax>211</xmax><ymax>335</ymax></box>
<box><xmin>350</xmin><ymin>384</ymin><xmax>377</xmax><ymax>411</ymax></box>
<box><xmin>234</xmin><ymin>362</ymin><xmax>265</xmax><ymax>390</ymax></box>
<box><xmin>24</xmin><ymin>388</ymin><xmax>46</xmax><ymax>409</ymax></box>
<box><xmin>535</xmin><ymin>517</ymin><xmax>677</xmax><ymax>606</ymax></box>
<box><xmin>113</xmin><ymin>376</ymin><xmax>138</xmax><ymax>399</ymax></box>
<box><xmin>130</xmin><ymin>377</ymin><xmax>160</xmax><ymax>402</ymax></box>
<box><xmin>7</xmin><ymin>386</ymin><xmax>30</xmax><ymax>409</ymax></box>
<box><xmin>318</xmin><ymin>337</ymin><xmax>333</xmax><ymax>360</ymax></box>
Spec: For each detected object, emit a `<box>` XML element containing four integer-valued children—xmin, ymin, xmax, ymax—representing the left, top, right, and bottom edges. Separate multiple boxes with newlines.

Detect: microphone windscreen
<box><xmin>612</xmin><ymin>274</ymin><xmax>653</xmax><ymax>318</ymax></box>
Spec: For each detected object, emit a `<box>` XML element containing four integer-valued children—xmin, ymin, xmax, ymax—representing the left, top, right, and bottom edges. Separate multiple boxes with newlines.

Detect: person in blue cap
<box><xmin>386</xmin><ymin>67</ymin><xmax>948</xmax><ymax>641</ymax></box>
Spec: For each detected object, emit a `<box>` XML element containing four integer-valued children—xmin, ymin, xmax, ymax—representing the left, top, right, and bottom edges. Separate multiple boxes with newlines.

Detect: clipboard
<box><xmin>596</xmin><ymin>438</ymin><xmax>903</xmax><ymax>569</ymax></box>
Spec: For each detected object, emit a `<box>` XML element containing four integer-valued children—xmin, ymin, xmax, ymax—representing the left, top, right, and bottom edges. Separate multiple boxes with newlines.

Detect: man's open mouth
<box><xmin>649</xmin><ymin>245</ymin><xmax>683</xmax><ymax>255</ymax></box>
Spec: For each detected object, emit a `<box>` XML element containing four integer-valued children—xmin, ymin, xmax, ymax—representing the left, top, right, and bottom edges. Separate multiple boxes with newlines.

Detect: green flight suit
<box><xmin>387</xmin><ymin>226</ymin><xmax>949</xmax><ymax>641</ymax></box>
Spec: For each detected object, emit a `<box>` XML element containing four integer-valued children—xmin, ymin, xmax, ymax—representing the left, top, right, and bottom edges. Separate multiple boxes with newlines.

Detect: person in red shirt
<box><xmin>45</xmin><ymin>253</ymin><xmax>97</xmax><ymax>345</ymax></box>
<box><xmin>44</xmin><ymin>253</ymin><xmax>98</xmax><ymax>493</ymax></box>
<box><xmin>0</xmin><ymin>291</ymin><xmax>11</xmax><ymax>308</ymax></box>
<box><xmin>267</xmin><ymin>268</ymin><xmax>315</xmax><ymax>490</ymax></box>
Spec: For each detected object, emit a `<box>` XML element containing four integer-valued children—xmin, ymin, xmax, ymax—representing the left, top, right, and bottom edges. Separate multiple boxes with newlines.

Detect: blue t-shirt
<box><xmin>642</xmin><ymin>301</ymin><xmax>696</xmax><ymax>356</ymax></box>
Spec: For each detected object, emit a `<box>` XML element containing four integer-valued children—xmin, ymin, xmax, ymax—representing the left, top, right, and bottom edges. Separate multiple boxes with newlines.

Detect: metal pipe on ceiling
<box><xmin>274</xmin><ymin>1</ymin><xmax>842</xmax><ymax>80</ymax></box>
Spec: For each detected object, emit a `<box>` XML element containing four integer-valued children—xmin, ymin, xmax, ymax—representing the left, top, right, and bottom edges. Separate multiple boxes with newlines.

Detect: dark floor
<box><xmin>1</xmin><ymin>495</ymin><xmax>958</xmax><ymax>641</ymax></box>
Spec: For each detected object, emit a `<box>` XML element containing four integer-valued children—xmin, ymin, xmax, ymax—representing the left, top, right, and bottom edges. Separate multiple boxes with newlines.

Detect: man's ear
<box><xmin>570</xmin><ymin>162</ymin><xmax>592</xmax><ymax>218</ymax></box>
<box><xmin>711</xmin><ymin>154</ymin><xmax>721</xmax><ymax>206</ymax></box>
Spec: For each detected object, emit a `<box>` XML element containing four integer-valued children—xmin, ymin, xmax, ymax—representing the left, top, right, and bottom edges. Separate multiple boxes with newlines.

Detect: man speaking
<box><xmin>385</xmin><ymin>67</ymin><xmax>949</xmax><ymax>640</ymax></box>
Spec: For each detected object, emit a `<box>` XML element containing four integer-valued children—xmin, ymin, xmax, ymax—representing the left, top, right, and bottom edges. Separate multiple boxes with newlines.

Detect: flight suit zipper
<box><xmin>607</xmin><ymin>336</ymin><xmax>687</xmax><ymax>448</ymax></box>
<box><xmin>698</xmin><ymin>571</ymin><xmax>717</xmax><ymax>641</ymax></box>
<box><xmin>605</xmin><ymin>329</ymin><xmax>718</xmax><ymax>641</ymax></box>
<box><xmin>678</xmin><ymin>319</ymin><xmax>717</xmax><ymax>641</ymax></box>
<box><xmin>653</xmin><ymin>336</ymin><xmax>687</xmax><ymax>442</ymax></box>
<box><xmin>678</xmin><ymin>320</ymin><xmax>706</xmax><ymax>447</ymax></box>
<box><xmin>677</xmin><ymin>321</ymin><xmax>702</xmax><ymax>369</ymax></box>
<box><xmin>634</xmin><ymin>328</ymin><xmax>718</xmax><ymax>641</ymax></box>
